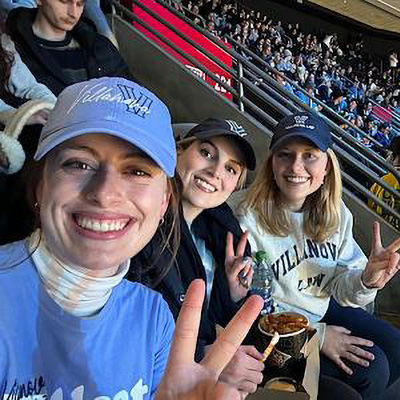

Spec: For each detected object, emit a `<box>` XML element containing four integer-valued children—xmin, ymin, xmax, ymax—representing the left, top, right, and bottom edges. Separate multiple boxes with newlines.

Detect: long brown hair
<box><xmin>241</xmin><ymin>149</ymin><xmax>342</xmax><ymax>243</ymax></box>
<box><xmin>0</xmin><ymin>34</ymin><xmax>14</xmax><ymax>95</ymax></box>
<box><xmin>147</xmin><ymin>175</ymin><xmax>182</xmax><ymax>284</ymax></box>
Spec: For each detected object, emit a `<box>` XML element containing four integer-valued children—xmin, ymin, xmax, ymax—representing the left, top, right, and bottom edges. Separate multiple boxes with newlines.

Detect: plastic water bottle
<box><xmin>250</xmin><ymin>251</ymin><xmax>275</xmax><ymax>314</ymax></box>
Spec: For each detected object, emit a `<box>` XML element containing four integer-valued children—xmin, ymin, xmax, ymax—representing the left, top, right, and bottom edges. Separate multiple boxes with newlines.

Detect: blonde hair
<box><xmin>241</xmin><ymin>148</ymin><xmax>342</xmax><ymax>243</ymax></box>
<box><xmin>177</xmin><ymin>137</ymin><xmax>248</xmax><ymax>190</ymax></box>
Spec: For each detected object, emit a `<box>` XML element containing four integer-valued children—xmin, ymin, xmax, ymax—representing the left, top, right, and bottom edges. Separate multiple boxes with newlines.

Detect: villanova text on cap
<box><xmin>65</xmin><ymin>83</ymin><xmax>153</xmax><ymax>118</ymax></box>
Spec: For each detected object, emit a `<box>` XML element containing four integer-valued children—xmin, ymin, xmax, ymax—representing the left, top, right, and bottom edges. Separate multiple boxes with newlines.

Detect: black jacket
<box><xmin>6</xmin><ymin>7</ymin><xmax>132</xmax><ymax>96</ymax></box>
<box><xmin>128</xmin><ymin>202</ymin><xmax>251</xmax><ymax>360</ymax></box>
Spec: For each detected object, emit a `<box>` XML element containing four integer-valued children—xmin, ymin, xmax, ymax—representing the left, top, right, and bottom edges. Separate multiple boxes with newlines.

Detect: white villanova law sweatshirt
<box><xmin>233</xmin><ymin>198</ymin><xmax>377</xmax><ymax>344</ymax></box>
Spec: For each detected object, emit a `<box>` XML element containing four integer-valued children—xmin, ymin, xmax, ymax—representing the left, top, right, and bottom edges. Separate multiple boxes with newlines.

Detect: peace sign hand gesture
<box><xmin>361</xmin><ymin>221</ymin><xmax>400</xmax><ymax>289</ymax></box>
<box><xmin>225</xmin><ymin>232</ymin><xmax>253</xmax><ymax>303</ymax></box>
<box><xmin>155</xmin><ymin>280</ymin><xmax>263</xmax><ymax>400</ymax></box>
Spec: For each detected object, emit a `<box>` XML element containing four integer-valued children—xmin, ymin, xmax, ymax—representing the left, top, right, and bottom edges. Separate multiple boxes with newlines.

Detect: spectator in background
<box><xmin>206</xmin><ymin>19</ymin><xmax>219</xmax><ymax>37</ymax></box>
<box><xmin>363</xmin><ymin>101</ymin><xmax>374</xmax><ymax>120</ymax></box>
<box><xmin>374</xmin><ymin>122</ymin><xmax>392</xmax><ymax>150</ymax></box>
<box><xmin>347</xmin><ymin>98</ymin><xmax>358</xmax><ymax>117</ymax></box>
<box><xmin>169</xmin><ymin>0</ymin><xmax>184</xmax><ymax>13</ymax></box>
<box><xmin>0</xmin><ymin>0</ymin><xmax>117</xmax><ymax>44</ymax></box>
<box><xmin>376</xmin><ymin>94</ymin><xmax>385</xmax><ymax>105</ymax></box>
<box><xmin>355</xmin><ymin>115</ymin><xmax>364</xmax><ymax>131</ymax></box>
<box><xmin>277</xmin><ymin>48</ymin><xmax>293</xmax><ymax>74</ymax></box>
<box><xmin>296</xmin><ymin>80</ymin><xmax>318</xmax><ymax>110</ymax></box>
<box><xmin>189</xmin><ymin>4</ymin><xmax>205</xmax><ymax>27</ymax></box>
<box><xmin>366</xmin><ymin>118</ymin><xmax>378</xmax><ymax>137</ymax></box>
<box><xmin>369</xmin><ymin>137</ymin><xmax>400</xmax><ymax>230</ymax></box>
<box><xmin>274</xmin><ymin>69</ymin><xmax>294</xmax><ymax>95</ymax></box>
<box><xmin>389</xmin><ymin>50</ymin><xmax>398</xmax><ymax>81</ymax></box>
<box><xmin>6</xmin><ymin>0</ymin><xmax>131</xmax><ymax>96</ymax></box>
<box><xmin>343</xmin><ymin>114</ymin><xmax>361</xmax><ymax>141</ymax></box>
<box><xmin>327</xmin><ymin>86</ymin><xmax>345</xmax><ymax>114</ymax></box>
<box><xmin>84</xmin><ymin>0</ymin><xmax>118</xmax><ymax>46</ymax></box>
<box><xmin>366</xmin><ymin>77</ymin><xmax>380</xmax><ymax>97</ymax></box>
<box><xmin>321</xmin><ymin>33</ymin><xmax>333</xmax><ymax>52</ymax></box>
<box><xmin>317</xmin><ymin>78</ymin><xmax>331</xmax><ymax>103</ymax></box>
<box><xmin>325</xmin><ymin>86</ymin><xmax>347</xmax><ymax>126</ymax></box>
<box><xmin>294</xmin><ymin>55</ymin><xmax>307</xmax><ymax>84</ymax></box>
<box><xmin>348</xmin><ymin>77</ymin><xmax>363</xmax><ymax>101</ymax></box>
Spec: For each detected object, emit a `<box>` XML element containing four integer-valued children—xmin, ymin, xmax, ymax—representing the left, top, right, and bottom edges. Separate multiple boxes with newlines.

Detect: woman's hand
<box><xmin>321</xmin><ymin>325</ymin><xmax>375</xmax><ymax>375</ymax></box>
<box><xmin>225</xmin><ymin>232</ymin><xmax>253</xmax><ymax>303</ymax></box>
<box><xmin>218</xmin><ymin>345</ymin><xmax>264</xmax><ymax>395</ymax></box>
<box><xmin>362</xmin><ymin>221</ymin><xmax>400</xmax><ymax>289</ymax></box>
<box><xmin>155</xmin><ymin>280</ymin><xmax>263</xmax><ymax>400</ymax></box>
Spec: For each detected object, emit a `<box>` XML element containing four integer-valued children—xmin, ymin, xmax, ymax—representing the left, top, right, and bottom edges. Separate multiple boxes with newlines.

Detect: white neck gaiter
<box><xmin>27</xmin><ymin>230</ymin><xmax>129</xmax><ymax>317</ymax></box>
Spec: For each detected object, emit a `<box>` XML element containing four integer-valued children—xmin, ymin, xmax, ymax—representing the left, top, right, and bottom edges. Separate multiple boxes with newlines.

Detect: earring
<box><xmin>34</xmin><ymin>202</ymin><xmax>39</xmax><ymax>210</ymax></box>
<box><xmin>159</xmin><ymin>217</ymin><xmax>165</xmax><ymax>226</ymax></box>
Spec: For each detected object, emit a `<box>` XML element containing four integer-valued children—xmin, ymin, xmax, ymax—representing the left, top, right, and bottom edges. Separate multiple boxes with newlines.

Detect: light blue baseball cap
<box><xmin>34</xmin><ymin>77</ymin><xmax>176</xmax><ymax>177</ymax></box>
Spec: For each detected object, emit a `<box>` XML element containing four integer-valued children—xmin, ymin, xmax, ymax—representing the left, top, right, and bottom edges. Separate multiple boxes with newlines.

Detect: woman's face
<box><xmin>177</xmin><ymin>136</ymin><xmax>244</xmax><ymax>218</ymax></box>
<box><xmin>272</xmin><ymin>138</ymin><xmax>329</xmax><ymax>211</ymax></box>
<box><xmin>37</xmin><ymin>134</ymin><xmax>170</xmax><ymax>275</ymax></box>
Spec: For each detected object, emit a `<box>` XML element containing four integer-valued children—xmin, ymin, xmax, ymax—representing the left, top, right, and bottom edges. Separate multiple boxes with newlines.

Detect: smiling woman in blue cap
<box><xmin>0</xmin><ymin>77</ymin><xmax>264</xmax><ymax>400</ymax></box>
<box><xmin>233</xmin><ymin>111</ymin><xmax>400</xmax><ymax>399</ymax></box>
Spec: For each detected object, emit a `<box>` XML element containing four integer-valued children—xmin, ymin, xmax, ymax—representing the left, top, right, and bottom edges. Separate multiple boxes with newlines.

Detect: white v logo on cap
<box><xmin>225</xmin><ymin>120</ymin><xmax>247</xmax><ymax>137</ymax></box>
<box><xmin>294</xmin><ymin>115</ymin><xmax>309</xmax><ymax>125</ymax></box>
<box><xmin>118</xmin><ymin>84</ymin><xmax>153</xmax><ymax>118</ymax></box>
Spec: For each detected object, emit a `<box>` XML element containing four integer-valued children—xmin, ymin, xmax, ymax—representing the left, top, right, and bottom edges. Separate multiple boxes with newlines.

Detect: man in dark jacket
<box><xmin>6</xmin><ymin>0</ymin><xmax>131</xmax><ymax>96</ymax></box>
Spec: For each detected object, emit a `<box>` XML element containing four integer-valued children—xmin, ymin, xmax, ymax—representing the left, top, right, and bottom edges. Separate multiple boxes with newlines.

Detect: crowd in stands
<box><xmin>182</xmin><ymin>0</ymin><xmax>400</xmax><ymax>156</ymax></box>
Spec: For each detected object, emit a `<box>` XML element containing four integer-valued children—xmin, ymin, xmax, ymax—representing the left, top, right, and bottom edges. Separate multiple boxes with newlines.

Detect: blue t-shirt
<box><xmin>0</xmin><ymin>240</ymin><xmax>174</xmax><ymax>400</ymax></box>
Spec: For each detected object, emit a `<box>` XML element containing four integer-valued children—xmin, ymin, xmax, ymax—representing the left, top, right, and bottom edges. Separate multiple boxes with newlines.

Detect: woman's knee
<box><xmin>370</xmin><ymin>345</ymin><xmax>390</xmax><ymax>379</ymax></box>
<box><xmin>321</xmin><ymin>345</ymin><xmax>390</xmax><ymax>399</ymax></box>
<box><xmin>355</xmin><ymin>345</ymin><xmax>390</xmax><ymax>399</ymax></box>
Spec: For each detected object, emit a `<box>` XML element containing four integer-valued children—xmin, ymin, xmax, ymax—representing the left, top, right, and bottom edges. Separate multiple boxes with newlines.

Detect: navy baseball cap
<box><xmin>184</xmin><ymin>118</ymin><xmax>256</xmax><ymax>170</ymax></box>
<box><xmin>35</xmin><ymin>77</ymin><xmax>176</xmax><ymax>177</ymax></box>
<box><xmin>270</xmin><ymin>111</ymin><xmax>332</xmax><ymax>151</ymax></box>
